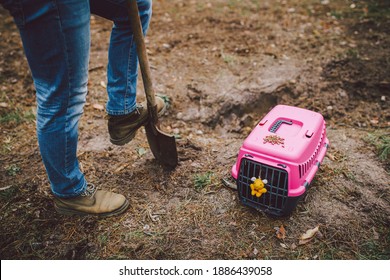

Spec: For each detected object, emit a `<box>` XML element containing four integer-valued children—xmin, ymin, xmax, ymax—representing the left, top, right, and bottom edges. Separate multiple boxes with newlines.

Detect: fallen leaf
<box><xmin>301</xmin><ymin>226</ymin><xmax>319</xmax><ymax>239</ymax></box>
<box><xmin>114</xmin><ymin>163</ymin><xmax>131</xmax><ymax>173</ymax></box>
<box><xmin>92</xmin><ymin>104</ymin><xmax>104</xmax><ymax>110</ymax></box>
<box><xmin>299</xmin><ymin>226</ymin><xmax>320</xmax><ymax>245</ymax></box>
<box><xmin>275</xmin><ymin>225</ymin><xmax>286</xmax><ymax>239</ymax></box>
<box><xmin>137</xmin><ymin>147</ymin><xmax>147</xmax><ymax>156</ymax></box>
<box><xmin>0</xmin><ymin>102</ymin><xmax>8</xmax><ymax>108</ymax></box>
<box><xmin>326</xmin><ymin>153</ymin><xmax>335</xmax><ymax>161</ymax></box>
<box><xmin>280</xmin><ymin>243</ymin><xmax>288</xmax><ymax>249</ymax></box>
<box><xmin>299</xmin><ymin>238</ymin><xmax>313</xmax><ymax>245</ymax></box>
<box><xmin>372</xmin><ymin>227</ymin><xmax>379</xmax><ymax>240</ymax></box>
<box><xmin>370</xmin><ymin>118</ymin><xmax>379</xmax><ymax>125</ymax></box>
<box><xmin>313</xmin><ymin>29</ymin><xmax>321</xmax><ymax>37</ymax></box>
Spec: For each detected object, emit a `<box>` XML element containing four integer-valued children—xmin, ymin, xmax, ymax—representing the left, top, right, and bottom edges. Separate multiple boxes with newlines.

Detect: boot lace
<box><xmin>81</xmin><ymin>183</ymin><xmax>97</xmax><ymax>197</ymax></box>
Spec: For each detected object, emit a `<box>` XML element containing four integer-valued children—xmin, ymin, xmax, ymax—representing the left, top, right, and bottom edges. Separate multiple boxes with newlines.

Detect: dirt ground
<box><xmin>0</xmin><ymin>0</ymin><xmax>389</xmax><ymax>260</ymax></box>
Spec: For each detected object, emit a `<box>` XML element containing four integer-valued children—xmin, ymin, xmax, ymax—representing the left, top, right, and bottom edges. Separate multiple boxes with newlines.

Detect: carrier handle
<box><xmin>269</xmin><ymin>119</ymin><xmax>293</xmax><ymax>133</ymax></box>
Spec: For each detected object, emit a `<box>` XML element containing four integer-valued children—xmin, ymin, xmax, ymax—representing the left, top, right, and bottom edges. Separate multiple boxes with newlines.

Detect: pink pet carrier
<box><xmin>231</xmin><ymin>105</ymin><xmax>329</xmax><ymax>216</ymax></box>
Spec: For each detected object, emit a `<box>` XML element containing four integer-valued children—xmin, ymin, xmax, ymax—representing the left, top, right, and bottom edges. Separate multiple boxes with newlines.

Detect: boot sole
<box><xmin>109</xmin><ymin>103</ymin><xmax>167</xmax><ymax>146</ymax></box>
<box><xmin>110</xmin><ymin>132</ymin><xmax>137</xmax><ymax>146</ymax></box>
<box><xmin>54</xmin><ymin>199</ymin><xmax>130</xmax><ymax>218</ymax></box>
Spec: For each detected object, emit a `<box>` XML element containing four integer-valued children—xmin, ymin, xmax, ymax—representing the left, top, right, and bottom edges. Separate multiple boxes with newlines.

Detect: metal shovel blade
<box><xmin>145</xmin><ymin>122</ymin><xmax>178</xmax><ymax>169</ymax></box>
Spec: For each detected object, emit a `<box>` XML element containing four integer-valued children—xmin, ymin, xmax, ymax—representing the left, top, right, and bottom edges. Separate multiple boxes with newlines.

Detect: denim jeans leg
<box><xmin>4</xmin><ymin>0</ymin><xmax>90</xmax><ymax>197</ymax></box>
<box><xmin>90</xmin><ymin>0</ymin><xmax>152</xmax><ymax>116</ymax></box>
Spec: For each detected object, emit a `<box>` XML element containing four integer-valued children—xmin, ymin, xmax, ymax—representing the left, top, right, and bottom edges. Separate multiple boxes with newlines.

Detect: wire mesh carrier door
<box><xmin>238</xmin><ymin>158</ymin><xmax>289</xmax><ymax>215</ymax></box>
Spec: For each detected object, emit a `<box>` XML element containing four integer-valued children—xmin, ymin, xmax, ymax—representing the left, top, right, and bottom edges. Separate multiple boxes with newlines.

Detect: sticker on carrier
<box><xmin>231</xmin><ymin>105</ymin><xmax>330</xmax><ymax>217</ymax></box>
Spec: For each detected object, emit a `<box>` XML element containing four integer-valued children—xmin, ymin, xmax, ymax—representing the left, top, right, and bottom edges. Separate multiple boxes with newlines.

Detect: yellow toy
<box><xmin>250</xmin><ymin>177</ymin><xmax>268</xmax><ymax>198</ymax></box>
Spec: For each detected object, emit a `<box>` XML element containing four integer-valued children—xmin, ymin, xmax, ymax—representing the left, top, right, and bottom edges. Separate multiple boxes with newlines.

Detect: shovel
<box><xmin>126</xmin><ymin>0</ymin><xmax>178</xmax><ymax>169</ymax></box>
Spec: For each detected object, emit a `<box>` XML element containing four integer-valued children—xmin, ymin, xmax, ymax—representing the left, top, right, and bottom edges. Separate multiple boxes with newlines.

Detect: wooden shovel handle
<box><xmin>126</xmin><ymin>0</ymin><xmax>158</xmax><ymax>124</ymax></box>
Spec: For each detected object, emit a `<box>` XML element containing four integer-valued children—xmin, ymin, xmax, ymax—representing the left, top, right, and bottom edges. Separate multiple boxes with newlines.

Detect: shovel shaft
<box><xmin>126</xmin><ymin>0</ymin><xmax>158</xmax><ymax>124</ymax></box>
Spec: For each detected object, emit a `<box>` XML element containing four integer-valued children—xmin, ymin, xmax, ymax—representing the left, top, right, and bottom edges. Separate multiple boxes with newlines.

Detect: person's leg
<box><xmin>91</xmin><ymin>0</ymin><xmax>166</xmax><ymax>145</ymax></box>
<box><xmin>2</xmin><ymin>0</ymin><xmax>90</xmax><ymax>197</ymax></box>
<box><xmin>2</xmin><ymin>0</ymin><xmax>128</xmax><ymax>216</ymax></box>
<box><xmin>90</xmin><ymin>0</ymin><xmax>152</xmax><ymax>115</ymax></box>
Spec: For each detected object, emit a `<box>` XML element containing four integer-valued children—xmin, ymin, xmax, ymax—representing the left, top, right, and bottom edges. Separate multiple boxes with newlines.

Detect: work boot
<box><xmin>107</xmin><ymin>96</ymin><xmax>167</xmax><ymax>146</ymax></box>
<box><xmin>53</xmin><ymin>184</ymin><xmax>129</xmax><ymax>217</ymax></box>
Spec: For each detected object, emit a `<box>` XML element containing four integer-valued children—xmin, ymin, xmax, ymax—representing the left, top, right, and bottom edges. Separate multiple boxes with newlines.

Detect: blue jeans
<box><xmin>1</xmin><ymin>0</ymin><xmax>152</xmax><ymax>197</ymax></box>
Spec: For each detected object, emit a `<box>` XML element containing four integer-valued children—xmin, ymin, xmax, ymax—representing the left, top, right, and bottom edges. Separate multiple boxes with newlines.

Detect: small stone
<box><xmin>338</xmin><ymin>89</ymin><xmax>347</xmax><ymax>98</ymax></box>
<box><xmin>143</xmin><ymin>224</ymin><xmax>150</xmax><ymax>231</ymax></box>
<box><xmin>173</xmin><ymin>128</ymin><xmax>180</xmax><ymax>134</ymax></box>
<box><xmin>176</xmin><ymin>112</ymin><xmax>183</xmax><ymax>119</ymax></box>
<box><xmin>190</xmin><ymin>162</ymin><xmax>201</xmax><ymax>168</ymax></box>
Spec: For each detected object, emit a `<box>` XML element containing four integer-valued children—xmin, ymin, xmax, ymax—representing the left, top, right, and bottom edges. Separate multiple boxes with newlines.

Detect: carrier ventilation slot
<box><xmin>299</xmin><ymin>124</ymin><xmax>326</xmax><ymax>178</ymax></box>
